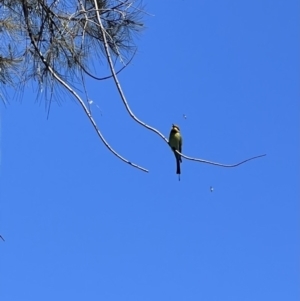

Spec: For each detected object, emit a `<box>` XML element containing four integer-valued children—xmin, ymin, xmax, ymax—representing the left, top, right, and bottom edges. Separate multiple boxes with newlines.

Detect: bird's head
<box><xmin>172</xmin><ymin>124</ymin><xmax>180</xmax><ymax>132</ymax></box>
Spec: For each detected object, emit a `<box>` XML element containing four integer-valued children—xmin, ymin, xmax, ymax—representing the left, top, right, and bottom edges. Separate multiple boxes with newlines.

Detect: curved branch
<box><xmin>22</xmin><ymin>1</ymin><xmax>148</xmax><ymax>173</ymax></box>
<box><xmin>177</xmin><ymin>151</ymin><xmax>266</xmax><ymax>167</ymax></box>
<box><xmin>94</xmin><ymin>0</ymin><xmax>169</xmax><ymax>143</ymax></box>
<box><xmin>80</xmin><ymin>48</ymin><xmax>137</xmax><ymax>81</ymax></box>
<box><xmin>93</xmin><ymin>1</ymin><xmax>266</xmax><ymax>169</ymax></box>
<box><xmin>39</xmin><ymin>1</ymin><xmax>136</xmax><ymax>82</ymax></box>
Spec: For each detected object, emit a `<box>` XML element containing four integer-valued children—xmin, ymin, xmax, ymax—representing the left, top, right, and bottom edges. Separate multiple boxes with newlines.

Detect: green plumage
<box><xmin>169</xmin><ymin>125</ymin><xmax>183</xmax><ymax>174</ymax></box>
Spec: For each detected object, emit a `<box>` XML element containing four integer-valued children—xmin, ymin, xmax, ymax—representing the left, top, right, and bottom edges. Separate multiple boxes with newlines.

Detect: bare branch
<box><xmin>2</xmin><ymin>1</ymin><xmax>265</xmax><ymax>172</ymax></box>
<box><xmin>94</xmin><ymin>0</ymin><xmax>169</xmax><ymax>140</ymax></box>
<box><xmin>93</xmin><ymin>0</ymin><xmax>265</xmax><ymax>169</ymax></box>
<box><xmin>176</xmin><ymin>151</ymin><xmax>266</xmax><ymax>167</ymax></box>
<box><xmin>80</xmin><ymin>48</ymin><xmax>137</xmax><ymax>81</ymax></box>
<box><xmin>22</xmin><ymin>0</ymin><xmax>148</xmax><ymax>173</ymax></box>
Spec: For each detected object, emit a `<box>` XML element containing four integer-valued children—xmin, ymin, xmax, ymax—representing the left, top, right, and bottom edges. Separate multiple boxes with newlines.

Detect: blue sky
<box><xmin>0</xmin><ymin>0</ymin><xmax>299</xmax><ymax>300</ymax></box>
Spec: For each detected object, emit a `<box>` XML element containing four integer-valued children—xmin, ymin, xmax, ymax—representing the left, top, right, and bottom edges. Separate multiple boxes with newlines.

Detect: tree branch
<box><xmin>22</xmin><ymin>1</ymin><xmax>148</xmax><ymax>173</ymax></box>
<box><xmin>93</xmin><ymin>0</ymin><xmax>266</xmax><ymax>169</ymax></box>
<box><xmin>80</xmin><ymin>48</ymin><xmax>137</xmax><ymax>81</ymax></box>
<box><xmin>177</xmin><ymin>152</ymin><xmax>266</xmax><ymax>167</ymax></box>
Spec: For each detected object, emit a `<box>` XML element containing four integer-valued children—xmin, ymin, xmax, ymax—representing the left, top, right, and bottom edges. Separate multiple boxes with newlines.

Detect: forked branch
<box><xmin>22</xmin><ymin>0</ymin><xmax>148</xmax><ymax>173</ymax></box>
<box><xmin>93</xmin><ymin>0</ymin><xmax>266</xmax><ymax>169</ymax></box>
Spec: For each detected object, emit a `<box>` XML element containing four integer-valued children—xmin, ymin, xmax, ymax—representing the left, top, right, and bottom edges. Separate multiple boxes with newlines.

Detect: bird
<box><xmin>0</xmin><ymin>235</ymin><xmax>5</xmax><ymax>242</ymax></box>
<box><xmin>168</xmin><ymin>124</ymin><xmax>183</xmax><ymax>177</ymax></box>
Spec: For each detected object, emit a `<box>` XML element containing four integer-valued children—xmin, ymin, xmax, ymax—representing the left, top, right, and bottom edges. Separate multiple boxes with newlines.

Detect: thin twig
<box><xmin>178</xmin><ymin>152</ymin><xmax>266</xmax><ymax>167</ymax></box>
<box><xmin>94</xmin><ymin>0</ymin><xmax>169</xmax><ymax>142</ymax></box>
<box><xmin>80</xmin><ymin>48</ymin><xmax>137</xmax><ymax>81</ymax></box>
<box><xmin>40</xmin><ymin>2</ymin><xmax>136</xmax><ymax>82</ymax></box>
<box><xmin>93</xmin><ymin>0</ymin><xmax>266</xmax><ymax>168</ymax></box>
<box><xmin>115</xmin><ymin>0</ymin><xmax>155</xmax><ymax>17</ymax></box>
<box><xmin>22</xmin><ymin>1</ymin><xmax>148</xmax><ymax>173</ymax></box>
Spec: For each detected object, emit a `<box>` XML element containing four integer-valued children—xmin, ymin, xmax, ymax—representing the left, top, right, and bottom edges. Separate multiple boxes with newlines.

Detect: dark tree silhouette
<box><xmin>0</xmin><ymin>0</ymin><xmax>265</xmax><ymax>172</ymax></box>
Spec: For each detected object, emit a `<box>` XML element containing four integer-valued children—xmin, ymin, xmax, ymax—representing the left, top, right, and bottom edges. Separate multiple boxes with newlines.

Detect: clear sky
<box><xmin>0</xmin><ymin>1</ymin><xmax>299</xmax><ymax>300</ymax></box>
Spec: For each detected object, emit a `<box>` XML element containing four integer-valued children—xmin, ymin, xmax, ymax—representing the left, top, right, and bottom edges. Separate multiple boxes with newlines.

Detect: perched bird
<box><xmin>169</xmin><ymin>124</ymin><xmax>183</xmax><ymax>176</ymax></box>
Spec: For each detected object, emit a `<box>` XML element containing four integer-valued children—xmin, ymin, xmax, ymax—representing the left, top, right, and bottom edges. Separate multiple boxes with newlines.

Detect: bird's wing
<box><xmin>179</xmin><ymin>134</ymin><xmax>182</xmax><ymax>153</ymax></box>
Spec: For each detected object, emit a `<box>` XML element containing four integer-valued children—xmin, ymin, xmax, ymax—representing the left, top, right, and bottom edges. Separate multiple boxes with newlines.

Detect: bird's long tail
<box><xmin>176</xmin><ymin>154</ymin><xmax>181</xmax><ymax>175</ymax></box>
